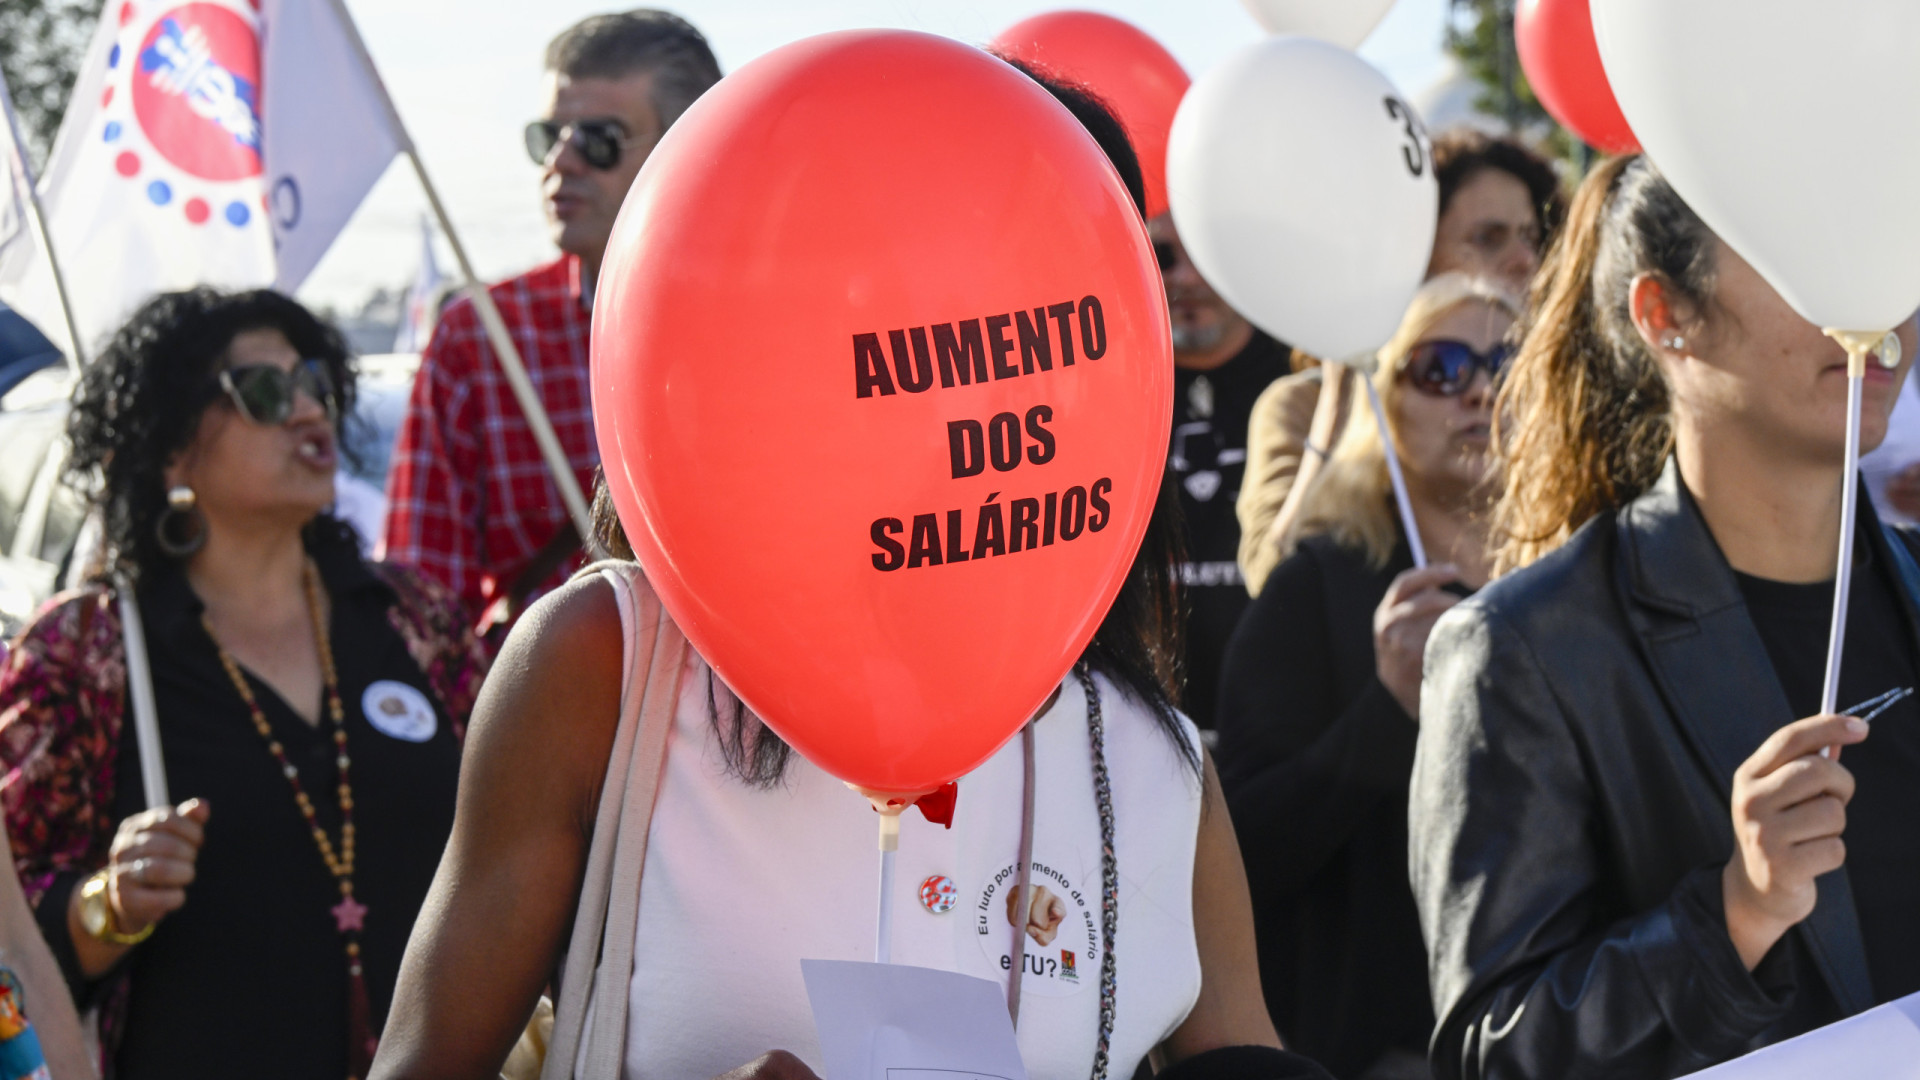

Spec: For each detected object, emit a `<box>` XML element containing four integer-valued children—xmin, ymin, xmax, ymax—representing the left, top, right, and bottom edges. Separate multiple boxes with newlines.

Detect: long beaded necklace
<box><xmin>1072</xmin><ymin>663</ymin><xmax>1117</xmax><ymax>1080</ymax></box>
<box><xmin>203</xmin><ymin>561</ymin><xmax>375</xmax><ymax>1080</ymax></box>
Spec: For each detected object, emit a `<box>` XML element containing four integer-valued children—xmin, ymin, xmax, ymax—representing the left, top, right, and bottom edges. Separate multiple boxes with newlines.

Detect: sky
<box><xmin>303</xmin><ymin>0</ymin><xmax>1455</xmax><ymax>315</ymax></box>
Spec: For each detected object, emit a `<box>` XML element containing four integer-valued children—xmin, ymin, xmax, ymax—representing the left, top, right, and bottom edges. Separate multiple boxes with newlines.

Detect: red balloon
<box><xmin>991</xmin><ymin>11</ymin><xmax>1190</xmax><ymax>219</ymax></box>
<box><xmin>1515</xmin><ymin>0</ymin><xmax>1639</xmax><ymax>154</ymax></box>
<box><xmin>592</xmin><ymin>30</ymin><xmax>1172</xmax><ymax>795</ymax></box>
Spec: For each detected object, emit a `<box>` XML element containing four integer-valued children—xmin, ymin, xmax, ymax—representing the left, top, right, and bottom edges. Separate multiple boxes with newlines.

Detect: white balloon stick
<box><xmin>875</xmin><ymin>811</ymin><xmax>900</xmax><ymax>965</ymax></box>
<box><xmin>1820</xmin><ymin>368</ymin><xmax>1862</xmax><ymax>720</ymax></box>
<box><xmin>1820</xmin><ymin>332</ymin><xmax>1881</xmax><ymax>740</ymax></box>
<box><xmin>1364</xmin><ymin>376</ymin><xmax>1427</xmax><ymax>569</ymax></box>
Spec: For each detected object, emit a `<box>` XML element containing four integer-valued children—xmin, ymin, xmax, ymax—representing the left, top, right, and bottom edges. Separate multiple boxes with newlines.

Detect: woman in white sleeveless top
<box><xmin>372</xmin><ymin>71</ymin><xmax>1331</xmax><ymax>1080</ymax></box>
<box><xmin>373</xmin><ymin>469</ymin><xmax>1322</xmax><ymax>1080</ymax></box>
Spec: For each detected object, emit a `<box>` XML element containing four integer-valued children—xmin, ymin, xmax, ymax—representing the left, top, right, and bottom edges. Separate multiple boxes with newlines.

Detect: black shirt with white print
<box><xmin>1170</xmin><ymin>331</ymin><xmax>1291</xmax><ymax>729</ymax></box>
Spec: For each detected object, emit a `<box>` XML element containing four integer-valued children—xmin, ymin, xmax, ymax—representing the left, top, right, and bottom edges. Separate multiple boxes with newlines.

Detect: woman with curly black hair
<box><xmin>0</xmin><ymin>288</ymin><xmax>488</xmax><ymax>1079</ymax></box>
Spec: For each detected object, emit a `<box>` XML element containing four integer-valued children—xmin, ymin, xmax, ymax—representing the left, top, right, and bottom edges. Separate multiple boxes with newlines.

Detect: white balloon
<box><xmin>1166</xmin><ymin>36</ymin><xmax>1437</xmax><ymax>363</ymax></box>
<box><xmin>1239</xmin><ymin>0</ymin><xmax>1397</xmax><ymax>48</ymax></box>
<box><xmin>1593</xmin><ymin>0</ymin><xmax>1920</xmax><ymax>333</ymax></box>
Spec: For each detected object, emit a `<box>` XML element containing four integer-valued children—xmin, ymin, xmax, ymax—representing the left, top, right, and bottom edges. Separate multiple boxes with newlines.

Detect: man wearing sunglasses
<box><xmin>386</xmin><ymin>11</ymin><xmax>721</xmax><ymax>626</ymax></box>
<box><xmin>1147</xmin><ymin>215</ymin><xmax>1295</xmax><ymax>732</ymax></box>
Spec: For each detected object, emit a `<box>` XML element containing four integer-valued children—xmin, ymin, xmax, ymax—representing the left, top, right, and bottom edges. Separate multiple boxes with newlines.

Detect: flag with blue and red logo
<box><xmin>0</xmin><ymin>0</ymin><xmax>402</xmax><ymax>357</ymax></box>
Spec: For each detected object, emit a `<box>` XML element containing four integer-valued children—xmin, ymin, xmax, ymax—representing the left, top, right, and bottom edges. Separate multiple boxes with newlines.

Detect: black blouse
<box><xmin>1734</xmin><ymin>537</ymin><xmax>1920</xmax><ymax>1004</ymax></box>
<box><xmin>88</xmin><ymin>533</ymin><xmax>461</xmax><ymax>1079</ymax></box>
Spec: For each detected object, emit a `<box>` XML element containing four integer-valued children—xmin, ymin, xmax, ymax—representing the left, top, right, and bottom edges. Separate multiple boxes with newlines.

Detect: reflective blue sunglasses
<box><xmin>1403</xmin><ymin>339</ymin><xmax>1512</xmax><ymax>396</ymax></box>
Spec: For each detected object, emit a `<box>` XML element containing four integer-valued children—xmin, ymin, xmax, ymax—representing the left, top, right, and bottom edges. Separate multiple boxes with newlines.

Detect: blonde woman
<box><xmin>1215</xmin><ymin>273</ymin><xmax>1517</xmax><ymax>1080</ymax></box>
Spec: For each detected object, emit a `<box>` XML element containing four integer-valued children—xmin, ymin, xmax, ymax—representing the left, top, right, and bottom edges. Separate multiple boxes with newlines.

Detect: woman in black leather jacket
<box><xmin>1411</xmin><ymin>154</ymin><xmax>1920</xmax><ymax>1079</ymax></box>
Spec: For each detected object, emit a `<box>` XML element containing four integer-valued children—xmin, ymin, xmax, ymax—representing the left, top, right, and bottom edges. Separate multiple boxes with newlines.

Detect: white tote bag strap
<box><xmin>114</xmin><ymin>575</ymin><xmax>170</xmax><ymax>809</ymax></box>
<box><xmin>542</xmin><ymin>562</ymin><xmax>685</xmax><ymax>1079</ymax></box>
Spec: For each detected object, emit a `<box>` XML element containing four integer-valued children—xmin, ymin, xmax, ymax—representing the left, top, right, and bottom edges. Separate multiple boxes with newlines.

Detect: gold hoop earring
<box><xmin>154</xmin><ymin>485</ymin><xmax>206</xmax><ymax>558</ymax></box>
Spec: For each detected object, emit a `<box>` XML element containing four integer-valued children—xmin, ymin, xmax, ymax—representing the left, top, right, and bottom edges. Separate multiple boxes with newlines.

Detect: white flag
<box><xmin>0</xmin><ymin>0</ymin><xmax>403</xmax><ymax>357</ymax></box>
<box><xmin>261</xmin><ymin>0</ymin><xmax>403</xmax><ymax>292</ymax></box>
<box><xmin>393</xmin><ymin>213</ymin><xmax>447</xmax><ymax>352</ymax></box>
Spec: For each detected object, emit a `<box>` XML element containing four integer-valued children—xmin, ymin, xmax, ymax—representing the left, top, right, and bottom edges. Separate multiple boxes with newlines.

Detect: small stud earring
<box><xmin>1666</xmin><ymin>335</ymin><xmax>1686</xmax><ymax>351</ymax></box>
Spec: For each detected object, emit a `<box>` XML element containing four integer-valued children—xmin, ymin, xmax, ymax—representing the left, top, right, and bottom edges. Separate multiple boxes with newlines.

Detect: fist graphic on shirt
<box><xmin>1006</xmin><ymin>883</ymin><xmax>1066</xmax><ymax>948</ymax></box>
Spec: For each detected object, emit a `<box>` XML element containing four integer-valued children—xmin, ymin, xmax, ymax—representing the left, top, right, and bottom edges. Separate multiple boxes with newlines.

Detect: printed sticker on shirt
<box><xmin>970</xmin><ymin>858</ymin><xmax>1100</xmax><ymax>997</ymax></box>
<box><xmin>361</xmin><ymin>680</ymin><xmax>437</xmax><ymax>743</ymax></box>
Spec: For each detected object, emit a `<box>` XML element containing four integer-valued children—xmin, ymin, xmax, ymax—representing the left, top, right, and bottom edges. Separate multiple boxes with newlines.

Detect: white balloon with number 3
<box><xmin>1166</xmin><ymin>36</ymin><xmax>1437</xmax><ymax>364</ymax></box>
<box><xmin>1239</xmin><ymin>0</ymin><xmax>1397</xmax><ymax>48</ymax></box>
<box><xmin>1592</xmin><ymin>0</ymin><xmax>1920</xmax><ymax>333</ymax></box>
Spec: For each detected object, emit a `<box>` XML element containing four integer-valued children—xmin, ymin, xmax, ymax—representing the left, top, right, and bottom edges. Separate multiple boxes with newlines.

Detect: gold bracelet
<box><xmin>78</xmin><ymin>869</ymin><xmax>155</xmax><ymax>946</ymax></box>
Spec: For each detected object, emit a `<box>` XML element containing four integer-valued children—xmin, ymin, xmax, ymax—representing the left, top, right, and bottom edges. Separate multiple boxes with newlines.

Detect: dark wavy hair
<box><xmin>1432</xmin><ymin>129</ymin><xmax>1568</xmax><ymax>251</ymax></box>
<box><xmin>993</xmin><ymin>55</ymin><xmax>1147</xmax><ymax>219</ymax></box>
<box><xmin>65</xmin><ymin>288</ymin><xmax>358</xmax><ymax>585</ymax></box>
<box><xmin>584</xmin><ymin>64</ymin><xmax>1196</xmax><ymax>786</ymax></box>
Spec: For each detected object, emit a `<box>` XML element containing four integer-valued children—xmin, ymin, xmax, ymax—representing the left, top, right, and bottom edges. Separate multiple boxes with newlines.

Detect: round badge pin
<box><xmin>361</xmin><ymin>680</ymin><xmax>438</xmax><ymax>743</ymax></box>
<box><xmin>919</xmin><ymin>874</ymin><xmax>958</xmax><ymax>914</ymax></box>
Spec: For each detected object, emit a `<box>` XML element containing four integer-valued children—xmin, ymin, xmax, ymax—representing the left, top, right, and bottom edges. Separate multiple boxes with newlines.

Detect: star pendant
<box><xmin>332</xmin><ymin>895</ymin><xmax>368</xmax><ymax>933</ymax></box>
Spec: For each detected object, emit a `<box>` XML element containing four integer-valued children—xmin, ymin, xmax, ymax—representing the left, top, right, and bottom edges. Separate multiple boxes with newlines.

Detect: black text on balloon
<box><xmin>869</xmin><ymin>478</ymin><xmax>1113</xmax><ymax>572</ymax></box>
<box><xmin>946</xmin><ymin>406</ymin><xmax>1057</xmax><ymax>478</ymax></box>
<box><xmin>853</xmin><ymin>296</ymin><xmax>1107</xmax><ymax>398</ymax></box>
<box><xmin>1383</xmin><ymin>96</ymin><xmax>1427</xmax><ymax>178</ymax></box>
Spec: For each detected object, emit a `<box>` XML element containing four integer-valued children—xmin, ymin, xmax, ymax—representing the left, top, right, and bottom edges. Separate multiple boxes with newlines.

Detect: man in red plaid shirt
<box><xmin>384</xmin><ymin>11</ymin><xmax>721</xmax><ymax>622</ymax></box>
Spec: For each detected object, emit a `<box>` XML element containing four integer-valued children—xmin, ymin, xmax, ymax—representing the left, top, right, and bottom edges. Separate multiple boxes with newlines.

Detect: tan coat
<box><xmin>1235</xmin><ymin>365</ymin><xmax>1352</xmax><ymax>595</ymax></box>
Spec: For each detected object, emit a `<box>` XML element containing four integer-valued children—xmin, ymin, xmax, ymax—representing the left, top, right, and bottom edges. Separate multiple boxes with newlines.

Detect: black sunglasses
<box><xmin>218</xmin><ymin>359</ymin><xmax>340</xmax><ymax>426</ymax></box>
<box><xmin>1402</xmin><ymin>340</ymin><xmax>1512</xmax><ymax>396</ymax></box>
<box><xmin>524</xmin><ymin>119</ymin><xmax>636</xmax><ymax>171</ymax></box>
<box><xmin>1154</xmin><ymin>240</ymin><xmax>1180</xmax><ymax>272</ymax></box>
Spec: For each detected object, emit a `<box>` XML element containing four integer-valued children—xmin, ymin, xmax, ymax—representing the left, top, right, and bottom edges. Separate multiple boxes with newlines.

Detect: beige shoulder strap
<box><xmin>542</xmin><ymin>562</ymin><xmax>686</xmax><ymax>1079</ymax></box>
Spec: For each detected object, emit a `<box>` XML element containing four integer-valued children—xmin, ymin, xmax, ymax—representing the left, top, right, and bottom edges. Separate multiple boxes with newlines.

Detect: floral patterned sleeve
<box><xmin>0</xmin><ymin>588</ymin><xmax>125</xmax><ymax>908</ymax></box>
<box><xmin>374</xmin><ymin>563</ymin><xmax>492</xmax><ymax>742</ymax></box>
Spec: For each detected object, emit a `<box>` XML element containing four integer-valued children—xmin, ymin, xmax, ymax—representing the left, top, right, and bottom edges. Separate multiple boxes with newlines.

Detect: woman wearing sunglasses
<box><xmin>0</xmin><ymin>289</ymin><xmax>488</xmax><ymax>1078</ymax></box>
<box><xmin>1410</xmin><ymin>156</ymin><xmax>1920</xmax><ymax>1078</ymax></box>
<box><xmin>1215</xmin><ymin>273</ymin><xmax>1516</xmax><ymax>1080</ymax></box>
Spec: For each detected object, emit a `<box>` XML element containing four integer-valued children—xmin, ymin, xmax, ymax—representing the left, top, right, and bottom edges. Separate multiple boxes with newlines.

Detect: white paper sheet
<box><xmin>802</xmin><ymin>959</ymin><xmax>1029</xmax><ymax>1080</ymax></box>
<box><xmin>1681</xmin><ymin>990</ymin><xmax>1920</xmax><ymax>1078</ymax></box>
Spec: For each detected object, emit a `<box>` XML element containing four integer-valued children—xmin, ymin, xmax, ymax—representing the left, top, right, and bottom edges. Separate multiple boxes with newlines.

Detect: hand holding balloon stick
<box><xmin>1167</xmin><ymin>36</ymin><xmax>1439</xmax><ymax>566</ymax></box>
<box><xmin>590</xmin><ymin>31</ymin><xmax>1171</xmax><ymax>967</ymax></box>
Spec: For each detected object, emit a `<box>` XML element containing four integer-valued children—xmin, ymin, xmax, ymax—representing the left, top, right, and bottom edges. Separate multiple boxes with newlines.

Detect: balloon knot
<box><xmin>913</xmin><ymin>782</ymin><xmax>960</xmax><ymax>828</ymax></box>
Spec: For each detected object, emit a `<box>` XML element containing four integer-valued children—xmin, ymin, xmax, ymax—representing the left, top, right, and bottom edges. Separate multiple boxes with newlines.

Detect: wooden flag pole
<box><xmin>322</xmin><ymin>0</ymin><xmax>594</xmax><ymax>542</ymax></box>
